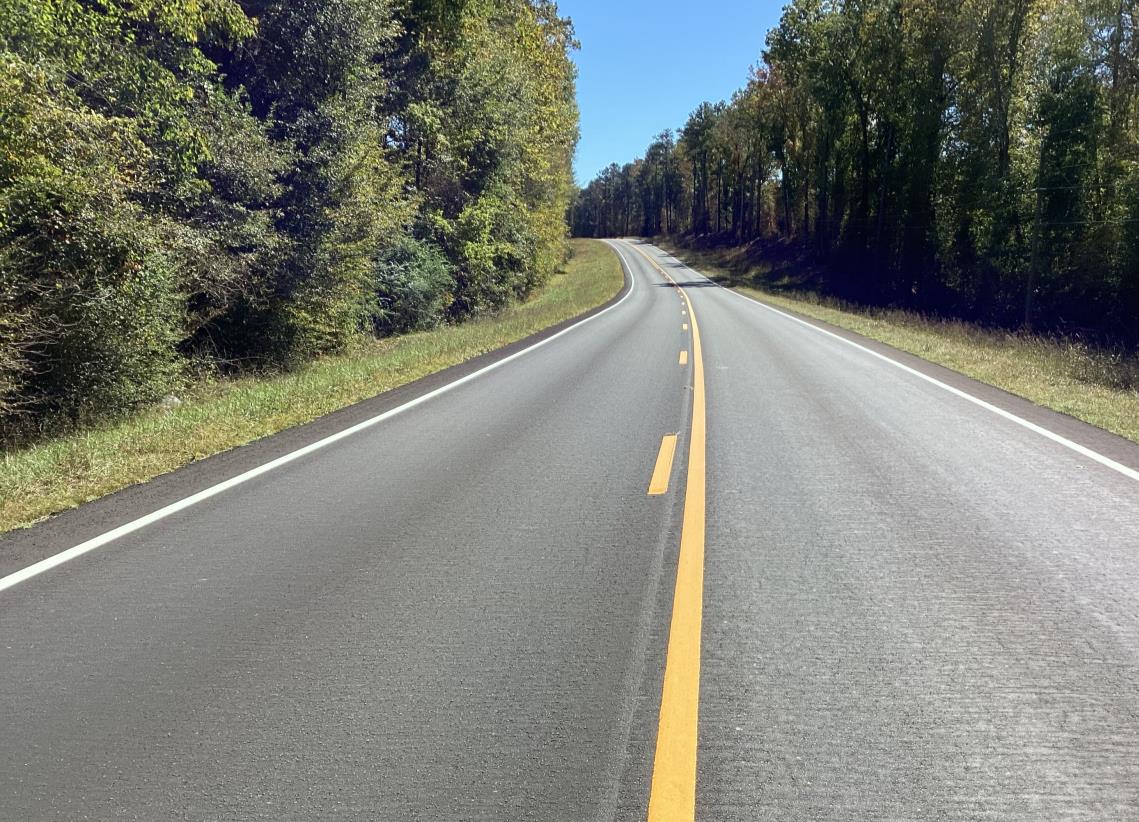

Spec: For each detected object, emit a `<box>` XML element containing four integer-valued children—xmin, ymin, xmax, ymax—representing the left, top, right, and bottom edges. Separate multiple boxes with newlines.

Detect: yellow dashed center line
<box><xmin>679</xmin><ymin>350</ymin><xmax>689</xmax><ymax>366</ymax></box>
<box><xmin>648</xmin><ymin>434</ymin><xmax>679</xmax><ymax>496</ymax></box>
<box><xmin>628</xmin><ymin>243</ymin><xmax>707</xmax><ymax>822</ymax></box>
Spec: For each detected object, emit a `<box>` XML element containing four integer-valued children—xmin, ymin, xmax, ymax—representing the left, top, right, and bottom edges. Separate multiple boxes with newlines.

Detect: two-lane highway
<box><xmin>3</xmin><ymin>240</ymin><xmax>1139</xmax><ymax>820</ymax></box>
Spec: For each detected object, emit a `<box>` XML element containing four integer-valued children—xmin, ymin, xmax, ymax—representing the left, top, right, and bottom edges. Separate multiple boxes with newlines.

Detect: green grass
<box><xmin>0</xmin><ymin>239</ymin><xmax>624</xmax><ymax>534</ymax></box>
<box><xmin>661</xmin><ymin>241</ymin><xmax>1139</xmax><ymax>445</ymax></box>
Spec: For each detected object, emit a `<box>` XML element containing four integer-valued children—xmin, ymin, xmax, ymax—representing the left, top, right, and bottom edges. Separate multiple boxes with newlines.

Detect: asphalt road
<box><xmin>3</xmin><ymin>240</ymin><xmax>1139</xmax><ymax>820</ymax></box>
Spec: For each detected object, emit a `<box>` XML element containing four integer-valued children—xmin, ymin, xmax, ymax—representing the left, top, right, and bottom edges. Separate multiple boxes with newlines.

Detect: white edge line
<box><xmin>0</xmin><ymin>246</ymin><xmax>639</xmax><ymax>594</ymax></box>
<box><xmin>644</xmin><ymin>241</ymin><xmax>1139</xmax><ymax>485</ymax></box>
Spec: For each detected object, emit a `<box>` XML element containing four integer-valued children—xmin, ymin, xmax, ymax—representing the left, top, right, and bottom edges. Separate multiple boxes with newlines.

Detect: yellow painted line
<box><xmin>648</xmin><ymin>434</ymin><xmax>679</xmax><ymax>496</ymax></box>
<box><xmin>628</xmin><ymin>242</ymin><xmax>707</xmax><ymax>822</ymax></box>
<box><xmin>679</xmin><ymin>350</ymin><xmax>689</xmax><ymax>366</ymax></box>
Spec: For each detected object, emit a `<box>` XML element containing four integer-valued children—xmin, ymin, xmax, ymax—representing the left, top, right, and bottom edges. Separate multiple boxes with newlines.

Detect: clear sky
<box><xmin>560</xmin><ymin>1</ymin><xmax>786</xmax><ymax>185</ymax></box>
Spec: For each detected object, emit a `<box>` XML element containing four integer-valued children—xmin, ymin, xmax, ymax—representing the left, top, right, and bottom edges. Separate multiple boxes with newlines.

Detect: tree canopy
<box><xmin>0</xmin><ymin>0</ymin><xmax>579</xmax><ymax>436</ymax></box>
<box><xmin>573</xmin><ymin>0</ymin><xmax>1139</xmax><ymax>343</ymax></box>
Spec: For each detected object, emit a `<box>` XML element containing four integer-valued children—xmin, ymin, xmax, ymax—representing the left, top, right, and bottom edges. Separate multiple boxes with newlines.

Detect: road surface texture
<box><xmin>2</xmin><ymin>240</ymin><xmax>1139</xmax><ymax>821</ymax></box>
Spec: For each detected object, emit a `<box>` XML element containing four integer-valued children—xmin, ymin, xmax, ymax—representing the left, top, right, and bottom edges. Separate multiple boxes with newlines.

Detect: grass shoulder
<box><xmin>0</xmin><ymin>239</ymin><xmax>624</xmax><ymax>534</ymax></box>
<box><xmin>661</xmin><ymin>240</ymin><xmax>1139</xmax><ymax>446</ymax></box>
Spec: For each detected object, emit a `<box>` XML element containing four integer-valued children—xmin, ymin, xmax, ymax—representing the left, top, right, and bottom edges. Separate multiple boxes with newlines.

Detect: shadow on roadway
<box><xmin>656</xmin><ymin>280</ymin><xmax>724</xmax><ymax>289</ymax></box>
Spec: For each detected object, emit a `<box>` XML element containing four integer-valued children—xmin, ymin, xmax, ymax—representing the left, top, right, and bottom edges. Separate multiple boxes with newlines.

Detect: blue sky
<box><xmin>560</xmin><ymin>1</ymin><xmax>786</xmax><ymax>185</ymax></box>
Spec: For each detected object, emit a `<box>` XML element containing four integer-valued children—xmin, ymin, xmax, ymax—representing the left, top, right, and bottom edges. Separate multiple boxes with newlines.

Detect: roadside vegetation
<box><xmin>573</xmin><ymin>0</ymin><xmax>1139</xmax><ymax>348</ymax></box>
<box><xmin>1</xmin><ymin>0</ymin><xmax>579</xmax><ymax>444</ymax></box>
<box><xmin>0</xmin><ymin>239</ymin><xmax>622</xmax><ymax>533</ymax></box>
<box><xmin>664</xmin><ymin>241</ymin><xmax>1139</xmax><ymax>445</ymax></box>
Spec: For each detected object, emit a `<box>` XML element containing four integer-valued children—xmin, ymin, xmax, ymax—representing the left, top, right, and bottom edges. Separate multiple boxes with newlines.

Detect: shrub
<box><xmin>372</xmin><ymin>237</ymin><xmax>454</xmax><ymax>335</ymax></box>
<box><xmin>3</xmin><ymin>177</ymin><xmax>183</xmax><ymax>428</ymax></box>
<box><xmin>452</xmin><ymin>187</ymin><xmax>537</xmax><ymax>316</ymax></box>
<box><xmin>0</xmin><ymin>58</ymin><xmax>182</xmax><ymax>433</ymax></box>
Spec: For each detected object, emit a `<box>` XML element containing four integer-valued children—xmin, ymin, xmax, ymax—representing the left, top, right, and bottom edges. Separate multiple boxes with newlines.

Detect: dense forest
<box><xmin>0</xmin><ymin>0</ymin><xmax>578</xmax><ymax>438</ymax></box>
<box><xmin>573</xmin><ymin>0</ymin><xmax>1139</xmax><ymax>343</ymax></box>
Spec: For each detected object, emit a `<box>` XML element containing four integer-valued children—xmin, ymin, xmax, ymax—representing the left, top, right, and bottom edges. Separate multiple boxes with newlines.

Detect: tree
<box><xmin>573</xmin><ymin>0</ymin><xmax>1139</xmax><ymax>343</ymax></box>
<box><xmin>1</xmin><ymin>0</ymin><xmax>581</xmax><ymax>439</ymax></box>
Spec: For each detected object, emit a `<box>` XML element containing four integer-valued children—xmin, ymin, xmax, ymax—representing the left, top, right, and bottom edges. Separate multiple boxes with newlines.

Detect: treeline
<box><xmin>573</xmin><ymin>0</ymin><xmax>1139</xmax><ymax>342</ymax></box>
<box><xmin>0</xmin><ymin>0</ymin><xmax>578</xmax><ymax>438</ymax></box>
